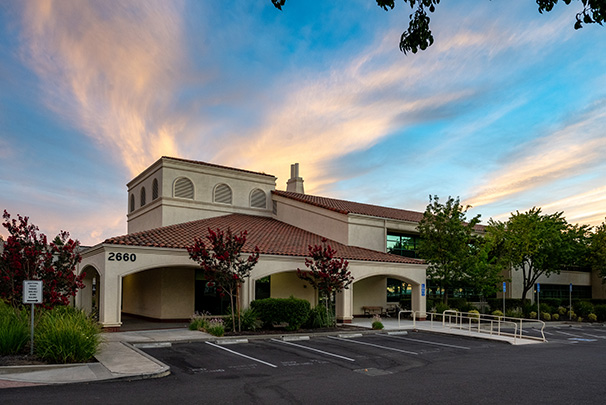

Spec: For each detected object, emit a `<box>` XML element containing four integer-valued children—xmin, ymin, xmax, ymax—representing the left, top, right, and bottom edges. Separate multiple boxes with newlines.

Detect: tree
<box><xmin>590</xmin><ymin>219</ymin><xmax>606</xmax><ymax>280</ymax></box>
<box><xmin>417</xmin><ymin>195</ymin><xmax>486</xmax><ymax>304</ymax></box>
<box><xmin>271</xmin><ymin>1</ymin><xmax>605</xmax><ymax>54</ymax></box>
<box><xmin>187</xmin><ymin>228</ymin><xmax>260</xmax><ymax>332</ymax></box>
<box><xmin>297</xmin><ymin>238</ymin><xmax>353</xmax><ymax>325</ymax></box>
<box><xmin>0</xmin><ymin>210</ymin><xmax>84</xmax><ymax>308</ymax></box>
<box><xmin>486</xmin><ymin>207</ymin><xmax>588</xmax><ymax>303</ymax></box>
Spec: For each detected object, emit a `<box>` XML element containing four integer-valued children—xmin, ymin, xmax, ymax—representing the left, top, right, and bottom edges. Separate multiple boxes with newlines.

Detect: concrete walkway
<box><xmin>0</xmin><ymin>319</ymin><xmax>547</xmax><ymax>388</ymax></box>
<box><xmin>0</xmin><ymin>328</ymin><xmax>210</xmax><ymax>388</ymax></box>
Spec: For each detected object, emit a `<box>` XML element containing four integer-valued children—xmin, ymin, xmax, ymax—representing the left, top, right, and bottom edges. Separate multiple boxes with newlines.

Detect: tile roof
<box><xmin>272</xmin><ymin>190</ymin><xmax>424</xmax><ymax>222</ymax></box>
<box><xmin>104</xmin><ymin>214</ymin><xmax>423</xmax><ymax>265</ymax></box>
<box><xmin>162</xmin><ymin>156</ymin><xmax>276</xmax><ymax>178</ymax></box>
<box><xmin>272</xmin><ymin>191</ymin><xmax>486</xmax><ymax>232</ymax></box>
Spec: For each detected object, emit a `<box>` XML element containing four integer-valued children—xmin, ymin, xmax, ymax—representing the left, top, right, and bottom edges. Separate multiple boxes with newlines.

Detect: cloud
<box><xmin>465</xmin><ymin>102</ymin><xmax>606</xmax><ymax>220</ymax></box>
<box><xmin>19</xmin><ymin>0</ymin><xmax>186</xmax><ymax>176</ymax></box>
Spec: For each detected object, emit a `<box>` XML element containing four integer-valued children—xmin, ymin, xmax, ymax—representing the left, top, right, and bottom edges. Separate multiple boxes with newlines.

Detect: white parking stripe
<box><xmin>327</xmin><ymin>336</ymin><xmax>418</xmax><ymax>355</ymax></box>
<box><xmin>270</xmin><ymin>339</ymin><xmax>356</xmax><ymax>362</ymax></box>
<box><xmin>555</xmin><ymin>331</ymin><xmax>583</xmax><ymax>338</ymax></box>
<box><xmin>205</xmin><ymin>341</ymin><xmax>277</xmax><ymax>368</ymax></box>
<box><xmin>542</xmin><ymin>331</ymin><xmax>555</xmax><ymax>335</ymax></box>
<box><xmin>383</xmin><ymin>335</ymin><xmax>470</xmax><ymax>350</ymax></box>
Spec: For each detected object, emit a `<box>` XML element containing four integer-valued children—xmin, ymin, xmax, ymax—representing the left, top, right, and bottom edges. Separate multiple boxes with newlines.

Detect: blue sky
<box><xmin>1</xmin><ymin>0</ymin><xmax>605</xmax><ymax>245</ymax></box>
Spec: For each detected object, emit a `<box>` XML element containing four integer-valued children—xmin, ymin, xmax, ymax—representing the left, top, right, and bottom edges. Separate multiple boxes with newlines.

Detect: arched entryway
<box><xmin>80</xmin><ymin>265</ymin><xmax>100</xmax><ymax>320</ymax></box>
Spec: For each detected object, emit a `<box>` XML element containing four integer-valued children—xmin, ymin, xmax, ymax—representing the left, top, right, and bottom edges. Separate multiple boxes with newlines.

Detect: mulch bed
<box><xmin>0</xmin><ymin>354</ymin><xmax>49</xmax><ymax>367</ymax></box>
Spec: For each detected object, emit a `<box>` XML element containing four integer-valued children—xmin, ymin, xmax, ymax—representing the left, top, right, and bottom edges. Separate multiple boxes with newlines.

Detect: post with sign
<box><xmin>502</xmin><ymin>282</ymin><xmax>506</xmax><ymax>315</ymax></box>
<box><xmin>23</xmin><ymin>280</ymin><xmax>43</xmax><ymax>355</ymax></box>
<box><xmin>537</xmin><ymin>283</ymin><xmax>541</xmax><ymax>320</ymax></box>
<box><xmin>569</xmin><ymin>283</ymin><xmax>573</xmax><ymax>320</ymax></box>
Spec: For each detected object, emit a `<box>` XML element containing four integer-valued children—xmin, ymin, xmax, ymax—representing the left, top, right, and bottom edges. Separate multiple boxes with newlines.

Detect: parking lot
<box><xmin>3</xmin><ymin>325</ymin><xmax>606</xmax><ymax>404</ymax></box>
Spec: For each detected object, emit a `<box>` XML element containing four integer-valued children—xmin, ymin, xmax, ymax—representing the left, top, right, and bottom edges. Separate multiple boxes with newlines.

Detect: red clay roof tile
<box><xmin>103</xmin><ymin>214</ymin><xmax>422</xmax><ymax>265</ymax></box>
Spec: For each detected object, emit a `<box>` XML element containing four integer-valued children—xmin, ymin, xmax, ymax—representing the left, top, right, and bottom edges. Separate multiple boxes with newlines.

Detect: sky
<box><xmin>0</xmin><ymin>0</ymin><xmax>605</xmax><ymax>245</ymax></box>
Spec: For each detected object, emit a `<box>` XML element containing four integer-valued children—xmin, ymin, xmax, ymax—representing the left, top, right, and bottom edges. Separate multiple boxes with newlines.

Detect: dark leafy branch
<box><xmin>271</xmin><ymin>0</ymin><xmax>604</xmax><ymax>54</ymax></box>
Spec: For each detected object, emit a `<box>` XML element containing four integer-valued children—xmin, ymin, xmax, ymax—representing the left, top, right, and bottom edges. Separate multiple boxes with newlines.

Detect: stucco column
<box><xmin>336</xmin><ymin>288</ymin><xmax>353</xmax><ymax>323</ymax></box>
<box><xmin>99</xmin><ymin>273</ymin><xmax>122</xmax><ymax>331</ymax></box>
<box><xmin>412</xmin><ymin>282</ymin><xmax>427</xmax><ymax>321</ymax></box>
<box><xmin>240</xmin><ymin>278</ymin><xmax>251</xmax><ymax>310</ymax></box>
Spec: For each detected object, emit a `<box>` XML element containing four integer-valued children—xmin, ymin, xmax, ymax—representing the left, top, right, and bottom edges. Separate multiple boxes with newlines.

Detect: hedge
<box><xmin>251</xmin><ymin>297</ymin><xmax>311</xmax><ymax>331</ymax></box>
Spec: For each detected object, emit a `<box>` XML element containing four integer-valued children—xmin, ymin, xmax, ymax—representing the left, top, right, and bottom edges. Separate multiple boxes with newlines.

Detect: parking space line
<box><xmin>327</xmin><ymin>336</ymin><xmax>418</xmax><ymax>355</ymax></box>
<box><xmin>271</xmin><ymin>339</ymin><xmax>356</xmax><ymax>362</ymax></box>
<box><xmin>205</xmin><ymin>342</ymin><xmax>277</xmax><ymax>368</ymax></box>
<box><xmin>555</xmin><ymin>331</ymin><xmax>583</xmax><ymax>338</ymax></box>
<box><xmin>383</xmin><ymin>335</ymin><xmax>470</xmax><ymax>350</ymax></box>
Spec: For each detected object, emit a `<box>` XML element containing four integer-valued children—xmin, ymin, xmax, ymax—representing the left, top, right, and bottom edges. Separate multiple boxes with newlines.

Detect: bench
<box><xmin>362</xmin><ymin>306</ymin><xmax>383</xmax><ymax>316</ymax></box>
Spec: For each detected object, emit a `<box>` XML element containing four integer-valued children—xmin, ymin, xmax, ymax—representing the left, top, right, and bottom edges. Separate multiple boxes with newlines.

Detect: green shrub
<box><xmin>205</xmin><ymin>319</ymin><xmax>225</xmax><ymax>337</ymax></box>
<box><xmin>541</xmin><ymin>312</ymin><xmax>551</xmax><ymax>321</ymax></box>
<box><xmin>505</xmin><ymin>309</ymin><xmax>524</xmax><ymax>318</ymax></box>
<box><xmin>577</xmin><ymin>317</ymin><xmax>583</xmax><ymax>322</ymax></box>
<box><xmin>372</xmin><ymin>321</ymin><xmax>384</xmax><ymax>330</ymax></box>
<box><xmin>588</xmin><ymin>313</ymin><xmax>597</xmax><ymax>322</ymax></box>
<box><xmin>223</xmin><ymin>308</ymin><xmax>262</xmax><ymax>332</ymax></box>
<box><xmin>35</xmin><ymin>306</ymin><xmax>100</xmax><ymax>363</ymax></box>
<box><xmin>529</xmin><ymin>311</ymin><xmax>537</xmax><ymax>319</ymax></box>
<box><xmin>542</xmin><ymin>298</ymin><xmax>562</xmax><ymax>309</ymax></box>
<box><xmin>539</xmin><ymin>303</ymin><xmax>553</xmax><ymax>315</ymax></box>
<box><xmin>448</xmin><ymin>298</ymin><xmax>468</xmax><ymax>311</ymax></box>
<box><xmin>552</xmin><ymin>313</ymin><xmax>559</xmax><ymax>321</ymax></box>
<box><xmin>557</xmin><ymin>306</ymin><xmax>567</xmax><ymax>316</ymax></box>
<box><xmin>594</xmin><ymin>304</ymin><xmax>606</xmax><ymax>321</ymax></box>
<box><xmin>435</xmin><ymin>303</ymin><xmax>450</xmax><ymax>314</ymax></box>
<box><xmin>491</xmin><ymin>310</ymin><xmax>503</xmax><ymax>317</ymax></box>
<box><xmin>568</xmin><ymin>310</ymin><xmax>577</xmax><ymax>320</ymax></box>
<box><xmin>574</xmin><ymin>301</ymin><xmax>594</xmax><ymax>318</ymax></box>
<box><xmin>251</xmin><ymin>297</ymin><xmax>311</xmax><ymax>331</ymax></box>
<box><xmin>0</xmin><ymin>302</ymin><xmax>30</xmax><ymax>355</ymax></box>
<box><xmin>189</xmin><ymin>313</ymin><xmax>209</xmax><ymax>331</ymax></box>
<box><xmin>304</xmin><ymin>304</ymin><xmax>330</xmax><ymax>329</ymax></box>
<box><xmin>468</xmin><ymin>309</ymin><xmax>480</xmax><ymax>322</ymax></box>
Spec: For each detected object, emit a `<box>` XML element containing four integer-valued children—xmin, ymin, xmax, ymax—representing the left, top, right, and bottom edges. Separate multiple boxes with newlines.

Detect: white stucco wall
<box><xmin>352</xmin><ymin>276</ymin><xmax>387</xmax><ymax>315</ymax></box>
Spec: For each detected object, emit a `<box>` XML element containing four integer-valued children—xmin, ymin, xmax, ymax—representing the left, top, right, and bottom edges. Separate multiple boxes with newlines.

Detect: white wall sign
<box><xmin>23</xmin><ymin>280</ymin><xmax>43</xmax><ymax>304</ymax></box>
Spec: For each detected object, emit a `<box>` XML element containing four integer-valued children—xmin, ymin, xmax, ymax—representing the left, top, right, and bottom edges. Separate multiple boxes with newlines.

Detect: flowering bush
<box><xmin>0</xmin><ymin>211</ymin><xmax>84</xmax><ymax>308</ymax></box>
<box><xmin>588</xmin><ymin>313</ymin><xmax>597</xmax><ymax>322</ymax></box>
<box><xmin>189</xmin><ymin>312</ymin><xmax>210</xmax><ymax>331</ymax></box>
<box><xmin>205</xmin><ymin>318</ymin><xmax>225</xmax><ymax>337</ymax></box>
<box><xmin>371</xmin><ymin>314</ymin><xmax>384</xmax><ymax>330</ymax></box>
<box><xmin>552</xmin><ymin>313</ymin><xmax>559</xmax><ymax>321</ymax></box>
<box><xmin>541</xmin><ymin>312</ymin><xmax>551</xmax><ymax>321</ymax></box>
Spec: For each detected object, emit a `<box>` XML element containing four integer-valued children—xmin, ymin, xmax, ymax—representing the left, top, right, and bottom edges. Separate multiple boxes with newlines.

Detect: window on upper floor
<box><xmin>250</xmin><ymin>189</ymin><xmax>266</xmax><ymax>209</ymax></box>
<box><xmin>140</xmin><ymin>187</ymin><xmax>146</xmax><ymax>207</ymax></box>
<box><xmin>130</xmin><ymin>194</ymin><xmax>135</xmax><ymax>213</ymax></box>
<box><xmin>214</xmin><ymin>183</ymin><xmax>232</xmax><ymax>204</ymax></box>
<box><xmin>174</xmin><ymin>177</ymin><xmax>194</xmax><ymax>199</ymax></box>
<box><xmin>386</xmin><ymin>231</ymin><xmax>421</xmax><ymax>259</ymax></box>
<box><xmin>152</xmin><ymin>178</ymin><xmax>159</xmax><ymax>200</ymax></box>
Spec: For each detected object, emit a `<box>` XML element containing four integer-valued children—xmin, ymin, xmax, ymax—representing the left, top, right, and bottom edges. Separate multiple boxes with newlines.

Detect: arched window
<box><xmin>130</xmin><ymin>194</ymin><xmax>135</xmax><ymax>213</ymax></box>
<box><xmin>250</xmin><ymin>189</ymin><xmax>266</xmax><ymax>209</ymax></box>
<box><xmin>174</xmin><ymin>177</ymin><xmax>194</xmax><ymax>199</ymax></box>
<box><xmin>214</xmin><ymin>183</ymin><xmax>232</xmax><ymax>204</ymax></box>
<box><xmin>152</xmin><ymin>178</ymin><xmax>159</xmax><ymax>200</ymax></box>
<box><xmin>140</xmin><ymin>187</ymin><xmax>146</xmax><ymax>207</ymax></box>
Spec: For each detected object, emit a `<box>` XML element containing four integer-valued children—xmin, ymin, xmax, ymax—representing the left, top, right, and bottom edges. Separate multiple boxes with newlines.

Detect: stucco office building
<box><xmin>77</xmin><ymin>157</ymin><xmax>429</xmax><ymax>330</ymax></box>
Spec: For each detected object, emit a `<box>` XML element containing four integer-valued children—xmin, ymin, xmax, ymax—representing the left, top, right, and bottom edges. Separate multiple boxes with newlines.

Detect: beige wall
<box><xmin>269</xmin><ymin>271</ymin><xmax>316</xmax><ymax>304</ymax></box>
<box><xmin>352</xmin><ymin>276</ymin><xmax>387</xmax><ymax>315</ymax></box>
<box><xmin>122</xmin><ymin>267</ymin><xmax>194</xmax><ymax>320</ymax></box>
<box><xmin>274</xmin><ymin>196</ymin><xmax>349</xmax><ymax>245</ymax></box>
<box><xmin>127</xmin><ymin>158</ymin><xmax>276</xmax><ymax>233</ymax></box>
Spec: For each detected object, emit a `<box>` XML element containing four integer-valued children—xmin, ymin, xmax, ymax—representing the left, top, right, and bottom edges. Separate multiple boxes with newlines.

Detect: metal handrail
<box><xmin>398</xmin><ymin>309</ymin><xmax>416</xmax><ymax>328</ymax></box>
<box><xmin>423</xmin><ymin>310</ymin><xmax>546</xmax><ymax>343</ymax></box>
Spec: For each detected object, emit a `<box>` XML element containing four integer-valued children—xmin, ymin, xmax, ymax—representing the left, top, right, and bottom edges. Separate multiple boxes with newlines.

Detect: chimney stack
<box><xmin>286</xmin><ymin>163</ymin><xmax>304</xmax><ymax>194</ymax></box>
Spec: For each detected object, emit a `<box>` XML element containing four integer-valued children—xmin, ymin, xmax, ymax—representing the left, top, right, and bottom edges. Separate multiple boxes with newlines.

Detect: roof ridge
<box><xmin>162</xmin><ymin>156</ymin><xmax>276</xmax><ymax>178</ymax></box>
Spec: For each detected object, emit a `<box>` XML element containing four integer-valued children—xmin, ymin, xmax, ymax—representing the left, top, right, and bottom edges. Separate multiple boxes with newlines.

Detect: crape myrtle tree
<box><xmin>417</xmin><ymin>196</ymin><xmax>504</xmax><ymax>304</ymax></box>
<box><xmin>0</xmin><ymin>210</ymin><xmax>84</xmax><ymax>308</ymax></box>
<box><xmin>486</xmin><ymin>208</ymin><xmax>590</xmax><ymax>303</ymax></box>
<box><xmin>271</xmin><ymin>0</ymin><xmax>605</xmax><ymax>54</ymax></box>
<box><xmin>297</xmin><ymin>238</ymin><xmax>354</xmax><ymax>326</ymax></box>
<box><xmin>187</xmin><ymin>228</ymin><xmax>260</xmax><ymax>332</ymax></box>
